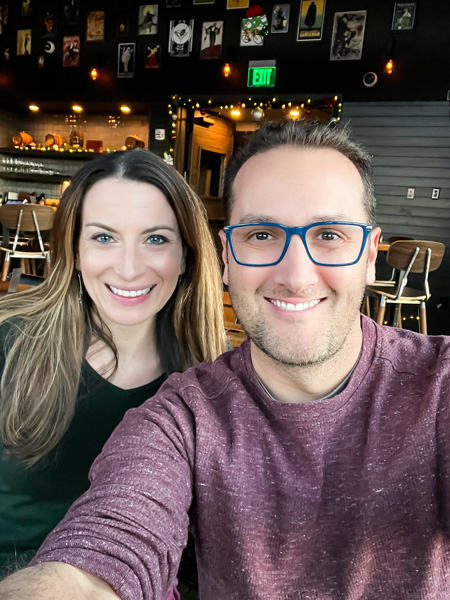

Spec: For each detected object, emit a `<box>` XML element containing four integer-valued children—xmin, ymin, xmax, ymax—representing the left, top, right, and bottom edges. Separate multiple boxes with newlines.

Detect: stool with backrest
<box><xmin>362</xmin><ymin>235</ymin><xmax>416</xmax><ymax>320</ymax></box>
<box><xmin>223</xmin><ymin>290</ymin><xmax>247</xmax><ymax>348</ymax></box>
<box><xmin>366</xmin><ymin>240</ymin><xmax>445</xmax><ymax>334</ymax></box>
<box><xmin>0</xmin><ymin>204</ymin><xmax>54</xmax><ymax>281</ymax></box>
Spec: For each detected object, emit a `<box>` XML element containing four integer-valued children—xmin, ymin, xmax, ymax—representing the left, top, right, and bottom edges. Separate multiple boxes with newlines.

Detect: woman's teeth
<box><xmin>108</xmin><ymin>285</ymin><xmax>153</xmax><ymax>298</ymax></box>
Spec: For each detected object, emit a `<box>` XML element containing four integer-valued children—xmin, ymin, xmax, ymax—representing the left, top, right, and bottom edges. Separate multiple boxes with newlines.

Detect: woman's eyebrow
<box><xmin>84</xmin><ymin>222</ymin><xmax>178</xmax><ymax>234</ymax></box>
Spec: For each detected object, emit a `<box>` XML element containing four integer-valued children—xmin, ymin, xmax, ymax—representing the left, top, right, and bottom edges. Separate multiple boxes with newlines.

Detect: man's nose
<box><xmin>272</xmin><ymin>233</ymin><xmax>319</xmax><ymax>290</ymax></box>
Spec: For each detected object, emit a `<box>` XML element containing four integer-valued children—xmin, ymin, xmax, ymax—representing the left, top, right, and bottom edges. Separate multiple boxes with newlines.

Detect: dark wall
<box><xmin>0</xmin><ymin>0</ymin><xmax>449</xmax><ymax>108</ymax></box>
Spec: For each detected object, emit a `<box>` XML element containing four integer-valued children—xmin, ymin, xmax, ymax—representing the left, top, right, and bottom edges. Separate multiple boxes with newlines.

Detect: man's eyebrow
<box><xmin>84</xmin><ymin>222</ymin><xmax>178</xmax><ymax>234</ymax></box>
<box><xmin>237</xmin><ymin>214</ymin><xmax>353</xmax><ymax>225</ymax></box>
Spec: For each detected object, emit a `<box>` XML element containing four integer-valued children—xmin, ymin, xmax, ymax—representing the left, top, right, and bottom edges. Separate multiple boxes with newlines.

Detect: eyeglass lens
<box><xmin>230</xmin><ymin>224</ymin><xmax>365</xmax><ymax>266</ymax></box>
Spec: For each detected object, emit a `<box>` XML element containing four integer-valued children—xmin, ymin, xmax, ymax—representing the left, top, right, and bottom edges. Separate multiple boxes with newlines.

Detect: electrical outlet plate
<box><xmin>407</xmin><ymin>188</ymin><xmax>415</xmax><ymax>199</ymax></box>
<box><xmin>432</xmin><ymin>188</ymin><xmax>440</xmax><ymax>199</ymax></box>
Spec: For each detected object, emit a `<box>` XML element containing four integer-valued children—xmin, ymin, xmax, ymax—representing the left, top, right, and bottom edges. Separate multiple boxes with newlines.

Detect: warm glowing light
<box><xmin>120</xmin><ymin>105</ymin><xmax>131</xmax><ymax>114</ymax></box>
<box><xmin>385</xmin><ymin>59</ymin><xmax>394</xmax><ymax>74</ymax></box>
<box><xmin>289</xmin><ymin>109</ymin><xmax>301</xmax><ymax>119</ymax></box>
<box><xmin>62</xmin><ymin>180</ymin><xmax>71</xmax><ymax>191</ymax></box>
<box><xmin>29</xmin><ymin>105</ymin><xmax>39</xmax><ymax>112</ymax></box>
<box><xmin>230</xmin><ymin>108</ymin><xmax>241</xmax><ymax>118</ymax></box>
<box><xmin>90</xmin><ymin>67</ymin><xmax>98</xmax><ymax>81</ymax></box>
<box><xmin>72</xmin><ymin>105</ymin><xmax>83</xmax><ymax>113</ymax></box>
<box><xmin>223</xmin><ymin>63</ymin><xmax>231</xmax><ymax>77</ymax></box>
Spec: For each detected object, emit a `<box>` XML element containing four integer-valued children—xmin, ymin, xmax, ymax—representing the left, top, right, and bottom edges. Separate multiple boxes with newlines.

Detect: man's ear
<box><xmin>366</xmin><ymin>227</ymin><xmax>382</xmax><ymax>285</ymax></box>
<box><xmin>218</xmin><ymin>230</ymin><xmax>229</xmax><ymax>286</ymax></box>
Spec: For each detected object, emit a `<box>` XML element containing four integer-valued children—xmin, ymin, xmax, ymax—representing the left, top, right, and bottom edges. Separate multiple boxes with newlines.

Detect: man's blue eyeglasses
<box><xmin>223</xmin><ymin>221</ymin><xmax>373</xmax><ymax>267</ymax></box>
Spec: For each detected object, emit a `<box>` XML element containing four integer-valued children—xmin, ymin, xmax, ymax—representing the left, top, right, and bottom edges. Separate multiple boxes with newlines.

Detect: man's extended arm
<box><xmin>0</xmin><ymin>562</ymin><xmax>120</xmax><ymax>599</ymax></box>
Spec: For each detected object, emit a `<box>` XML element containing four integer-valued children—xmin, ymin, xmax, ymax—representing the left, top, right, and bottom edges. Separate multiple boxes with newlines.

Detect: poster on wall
<box><xmin>17</xmin><ymin>28</ymin><xmax>31</xmax><ymax>55</ymax></box>
<box><xmin>87</xmin><ymin>11</ymin><xmax>105</xmax><ymax>41</ymax></box>
<box><xmin>329</xmin><ymin>11</ymin><xmax>366</xmax><ymax>60</ymax></box>
<box><xmin>297</xmin><ymin>0</ymin><xmax>325</xmax><ymax>40</ymax></box>
<box><xmin>200</xmin><ymin>21</ymin><xmax>223</xmax><ymax>59</ymax></box>
<box><xmin>168</xmin><ymin>19</ymin><xmax>194</xmax><ymax>57</ymax></box>
<box><xmin>42</xmin><ymin>6</ymin><xmax>56</xmax><ymax>36</ymax></box>
<box><xmin>62</xmin><ymin>35</ymin><xmax>80</xmax><ymax>67</ymax></box>
<box><xmin>391</xmin><ymin>2</ymin><xmax>416</xmax><ymax>31</ymax></box>
<box><xmin>63</xmin><ymin>0</ymin><xmax>80</xmax><ymax>25</ymax></box>
<box><xmin>117</xmin><ymin>19</ymin><xmax>129</xmax><ymax>35</ymax></box>
<box><xmin>22</xmin><ymin>0</ymin><xmax>32</xmax><ymax>17</ymax></box>
<box><xmin>166</xmin><ymin>0</ymin><xmax>182</xmax><ymax>8</ymax></box>
<box><xmin>227</xmin><ymin>0</ymin><xmax>249</xmax><ymax>9</ymax></box>
<box><xmin>240</xmin><ymin>15</ymin><xmax>267</xmax><ymax>46</ymax></box>
<box><xmin>144</xmin><ymin>43</ymin><xmax>160</xmax><ymax>68</ymax></box>
<box><xmin>271</xmin><ymin>4</ymin><xmax>290</xmax><ymax>34</ymax></box>
<box><xmin>138</xmin><ymin>5</ymin><xmax>158</xmax><ymax>34</ymax></box>
<box><xmin>0</xmin><ymin>5</ymin><xmax>9</xmax><ymax>36</ymax></box>
<box><xmin>117</xmin><ymin>42</ymin><xmax>135</xmax><ymax>77</ymax></box>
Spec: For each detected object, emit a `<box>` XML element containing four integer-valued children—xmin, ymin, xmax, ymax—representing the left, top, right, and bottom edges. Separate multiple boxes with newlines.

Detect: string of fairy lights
<box><xmin>165</xmin><ymin>93</ymin><xmax>343</xmax><ymax>159</ymax></box>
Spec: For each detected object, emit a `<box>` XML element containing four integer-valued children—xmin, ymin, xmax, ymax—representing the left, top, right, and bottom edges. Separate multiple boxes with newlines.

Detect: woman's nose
<box><xmin>114</xmin><ymin>246</ymin><xmax>146</xmax><ymax>280</ymax></box>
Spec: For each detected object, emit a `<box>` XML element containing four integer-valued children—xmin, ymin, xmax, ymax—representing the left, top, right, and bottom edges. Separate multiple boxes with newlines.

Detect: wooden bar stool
<box><xmin>366</xmin><ymin>240</ymin><xmax>445</xmax><ymax>334</ymax></box>
<box><xmin>0</xmin><ymin>204</ymin><xmax>54</xmax><ymax>281</ymax></box>
<box><xmin>223</xmin><ymin>291</ymin><xmax>247</xmax><ymax>348</ymax></box>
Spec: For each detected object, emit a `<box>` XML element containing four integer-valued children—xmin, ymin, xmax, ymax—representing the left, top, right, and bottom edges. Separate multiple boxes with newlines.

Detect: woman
<box><xmin>0</xmin><ymin>150</ymin><xmax>226</xmax><ymax>592</ymax></box>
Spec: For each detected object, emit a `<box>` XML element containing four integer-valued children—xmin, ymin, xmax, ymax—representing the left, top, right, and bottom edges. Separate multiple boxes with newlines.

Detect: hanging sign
<box><xmin>247</xmin><ymin>60</ymin><xmax>276</xmax><ymax>87</ymax></box>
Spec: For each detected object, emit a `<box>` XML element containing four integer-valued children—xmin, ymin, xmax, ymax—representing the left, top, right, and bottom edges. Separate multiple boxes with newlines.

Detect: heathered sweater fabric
<box><xmin>34</xmin><ymin>316</ymin><xmax>450</xmax><ymax>599</ymax></box>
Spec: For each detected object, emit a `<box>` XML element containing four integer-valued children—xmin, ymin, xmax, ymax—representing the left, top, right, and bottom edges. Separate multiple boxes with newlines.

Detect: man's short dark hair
<box><xmin>223</xmin><ymin>119</ymin><xmax>375</xmax><ymax>225</ymax></box>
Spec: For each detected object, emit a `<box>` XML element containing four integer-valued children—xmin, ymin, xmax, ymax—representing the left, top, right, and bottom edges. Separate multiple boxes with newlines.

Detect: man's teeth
<box><xmin>109</xmin><ymin>285</ymin><xmax>153</xmax><ymax>298</ymax></box>
<box><xmin>269</xmin><ymin>298</ymin><xmax>320</xmax><ymax>311</ymax></box>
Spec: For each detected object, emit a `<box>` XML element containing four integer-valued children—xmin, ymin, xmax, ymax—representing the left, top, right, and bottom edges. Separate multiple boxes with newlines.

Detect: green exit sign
<box><xmin>247</xmin><ymin>66</ymin><xmax>276</xmax><ymax>87</ymax></box>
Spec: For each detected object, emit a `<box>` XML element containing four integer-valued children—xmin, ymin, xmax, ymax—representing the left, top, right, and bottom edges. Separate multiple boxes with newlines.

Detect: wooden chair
<box><xmin>366</xmin><ymin>240</ymin><xmax>445</xmax><ymax>334</ymax></box>
<box><xmin>0</xmin><ymin>204</ymin><xmax>54</xmax><ymax>281</ymax></box>
<box><xmin>363</xmin><ymin>235</ymin><xmax>416</xmax><ymax>319</ymax></box>
<box><xmin>223</xmin><ymin>291</ymin><xmax>247</xmax><ymax>348</ymax></box>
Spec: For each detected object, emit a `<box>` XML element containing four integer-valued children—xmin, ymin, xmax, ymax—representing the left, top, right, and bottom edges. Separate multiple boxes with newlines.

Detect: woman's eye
<box><xmin>147</xmin><ymin>235</ymin><xmax>167</xmax><ymax>245</ymax></box>
<box><xmin>93</xmin><ymin>233</ymin><xmax>114</xmax><ymax>244</ymax></box>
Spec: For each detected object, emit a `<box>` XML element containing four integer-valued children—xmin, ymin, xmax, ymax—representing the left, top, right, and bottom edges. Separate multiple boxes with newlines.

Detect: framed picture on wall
<box><xmin>144</xmin><ymin>43</ymin><xmax>160</xmax><ymax>68</ymax></box>
<box><xmin>329</xmin><ymin>11</ymin><xmax>366</xmax><ymax>60</ymax></box>
<box><xmin>63</xmin><ymin>0</ymin><xmax>80</xmax><ymax>25</ymax></box>
<box><xmin>42</xmin><ymin>6</ymin><xmax>56</xmax><ymax>36</ymax></box>
<box><xmin>297</xmin><ymin>0</ymin><xmax>325</xmax><ymax>41</ymax></box>
<box><xmin>118</xmin><ymin>42</ymin><xmax>135</xmax><ymax>77</ymax></box>
<box><xmin>22</xmin><ymin>0</ymin><xmax>32</xmax><ymax>17</ymax></box>
<box><xmin>200</xmin><ymin>21</ymin><xmax>223</xmax><ymax>58</ymax></box>
<box><xmin>0</xmin><ymin>5</ymin><xmax>9</xmax><ymax>36</ymax></box>
<box><xmin>271</xmin><ymin>4</ymin><xmax>290</xmax><ymax>34</ymax></box>
<box><xmin>168</xmin><ymin>19</ymin><xmax>194</xmax><ymax>56</ymax></box>
<box><xmin>87</xmin><ymin>11</ymin><xmax>105</xmax><ymax>41</ymax></box>
<box><xmin>117</xmin><ymin>19</ymin><xmax>129</xmax><ymax>36</ymax></box>
<box><xmin>17</xmin><ymin>28</ymin><xmax>31</xmax><ymax>54</ymax></box>
<box><xmin>391</xmin><ymin>2</ymin><xmax>416</xmax><ymax>31</ymax></box>
<box><xmin>62</xmin><ymin>35</ymin><xmax>80</xmax><ymax>67</ymax></box>
<box><xmin>138</xmin><ymin>5</ymin><xmax>158</xmax><ymax>35</ymax></box>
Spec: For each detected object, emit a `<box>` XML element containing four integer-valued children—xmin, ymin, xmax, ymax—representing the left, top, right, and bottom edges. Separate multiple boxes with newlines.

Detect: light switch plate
<box><xmin>432</xmin><ymin>188</ymin><xmax>440</xmax><ymax>199</ymax></box>
<box><xmin>407</xmin><ymin>188</ymin><xmax>415</xmax><ymax>199</ymax></box>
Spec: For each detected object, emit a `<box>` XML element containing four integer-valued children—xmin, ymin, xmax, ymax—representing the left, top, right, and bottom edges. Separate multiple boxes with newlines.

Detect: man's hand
<box><xmin>0</xmin><ymin>562</ymin><xmax>121</xmax><ymax>600</ymax></box>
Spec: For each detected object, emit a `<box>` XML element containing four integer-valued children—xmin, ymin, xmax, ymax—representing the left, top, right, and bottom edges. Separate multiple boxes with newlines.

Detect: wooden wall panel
<box><xmin>343</xmin><ymin>101</ymin><xmax>450</xmax><ymax>298</ymax></box>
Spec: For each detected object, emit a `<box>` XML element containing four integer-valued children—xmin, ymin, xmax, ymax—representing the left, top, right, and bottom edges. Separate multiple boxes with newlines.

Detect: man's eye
<box><xmin>93</xmin><ymin>233</ymin><xmax>113</xmax><ymax>244</ymax></box>
<box><xmin>248</xmin><ymin>231</ymin><xmax>274</xmax><ymax>241</ymax></box>
<box><xmin>319</xmin><ymin>231</ymin><xmax>341</xmax><ymax>241</ymax></box>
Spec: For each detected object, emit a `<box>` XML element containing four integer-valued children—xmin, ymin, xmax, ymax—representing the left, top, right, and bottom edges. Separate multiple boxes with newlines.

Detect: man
<box><xmin>1</xmin><ymin>120</ymin><xmax>450</xmax><ymax>599</ymax></box>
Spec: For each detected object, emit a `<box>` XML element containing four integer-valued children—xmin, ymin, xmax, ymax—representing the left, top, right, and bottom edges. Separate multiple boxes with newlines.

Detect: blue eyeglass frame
<box><xmin>223</xmin><ymin>221</ymin><xmax>374</xmax><ymax>267</ymax></box>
